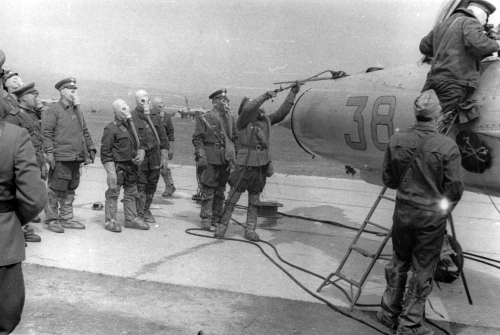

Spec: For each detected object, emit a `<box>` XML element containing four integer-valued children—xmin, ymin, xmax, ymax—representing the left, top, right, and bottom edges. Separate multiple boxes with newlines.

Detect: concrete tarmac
<box><xmin>15</xmin><ymin>159</ymin><xmax>500</xmax><ymax>335</ymax></box>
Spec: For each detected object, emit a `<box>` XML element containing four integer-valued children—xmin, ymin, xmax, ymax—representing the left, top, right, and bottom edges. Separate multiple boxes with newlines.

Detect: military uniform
<box><xmin>214</xmin><ymin>89</ymin><xmax>296</xmax><ymax>241</ymax></box>
<box><xmin>5</xmin><ymin>82</ymin><xmax>46</xmax><ymax>242</ymax></box>
<box><xmin>5</xmin><ymin>103</ymin><xmax>45</xmax><ymax>177</ymax></box>
<box><xmin>43</xmin><ymin>78</ymin><xmax>96</xmax><ymax>233</ymax></box>
<box><xmin>0</xmin><ymin>121</ymin><xmax>47</xmax><ymax>334</ymax></box>
<box><xmin>379</xmin><ymin>91</ymin><xmax>464</xmax><ymax>335</ymax></box>
<box><xmin>130</xmin><ymin>108</ymin><xmax>169</xmax><ymax>222</ymax></box>
<box><xmin>101</xmin><ymin>119</ymin><xmax>148</xmax><ymax>232</ymax></box>
<box><xmin>420</xmin><ymin>5</ymin><xmax>500</xmax><ymax>122</ymax></box>
<box><xmin>0</xmin><ymin>94</ymin><xmax>16</xmax><ymax>120</ymax></box>
<box><xmin>160</xmin><ymin>111</ymin><xmax>176</xmax><ymax>197</ymax></box>
<box><xmin>192</xmin><ymin>89</ymin><xmax>239</xmax><ymax>230</ymax></box>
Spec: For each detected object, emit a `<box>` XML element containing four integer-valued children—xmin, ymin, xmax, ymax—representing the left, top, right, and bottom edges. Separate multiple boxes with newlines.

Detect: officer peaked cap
<box><xmin>209</xmin><ymin>88</ymin><xmax>227</xmax><ymax>100</ymax></box>
<box><xmin>469</xmin><ymin>0</ymin><xmax>496</xmax><ymax>15</ymax></box>
<box><xmin>55</xmin><ymin>77</ymin><xmax>77</xmax><ymax>90</ymax></box>
<box><xmin>12</xmin><ymin>82</ymin><xmax>38</xmax><ymax>98</ymax></box>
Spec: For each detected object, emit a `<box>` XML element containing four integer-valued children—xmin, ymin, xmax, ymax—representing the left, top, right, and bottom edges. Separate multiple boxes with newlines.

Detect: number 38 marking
<box><xmin>344</xmin><ymin>96</ymin><xmax>395</xmax><ymax>151</ymax></box>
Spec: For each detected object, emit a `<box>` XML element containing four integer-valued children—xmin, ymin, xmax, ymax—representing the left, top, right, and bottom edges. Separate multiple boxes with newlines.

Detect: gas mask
<box><xmin>113</xmin><ymin>99</ymin><xmax>131</xmax><ymax>121</ymax></box>
<box><xmin>152</xmin><ymin>97</ymin><xmax>165</xmax><ymax>114</ymax></box>
<box><xmin>135</xmin><ymin>90</ymin><xmax>150</xmax><ymax>113</ymax></box>
<box><xmin>33</xmin><ymin>93</ymin><xmax>43</xmax><ymax>109</ymax></box>
<box><xmin>60</xmin><ymin>88</ymin><xmax>77</xmax><ymax>102</ymax></box>
<box><xmin>5</xmin><ymin>75</ymin><xmax>24</xmax><ymax>92</ymax></box>
<box><xmin>214</xmin><ymin>97</ymin><xmax>230</xmax><ymax>113</ymax></box>
<box><xmin>20</xmin><ymin>91</ymin><xmax>43</xmax><ymax>110</ymax></box>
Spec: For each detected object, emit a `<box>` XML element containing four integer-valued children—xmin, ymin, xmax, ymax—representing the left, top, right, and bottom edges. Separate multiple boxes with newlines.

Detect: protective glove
<box><xmin>265</xmin><ymin>90</ymin><xmax>277</xmax><ymax>99</ymax></box>
<box><xmin>196</xmin><ymin>148</ymin><xmax>207</xmax><ymax>169</ymax></box>
<box><xmin>197</xmin><ymin>155</ymin><xmax>206</xmax><ymax>169</ymax></box>
<box><xmin>161</xmin><ymin>149</ymin><xmax>169</xmax><ymax>173</ymax></box>
<box><xmin>291</xmin><ymin>83</ymin><xmax>301</xmax><ymax>95</ymax></box>
<box><xmin>107</xmin><ymin>172</ymin><xmax>117</xmax><ymax>190</ymax></box>
<box><xmin>46</xmin><ymin>152</ymin><xmax>55</xmax><ymax>169</ymax></box>
<box><xmin>41</xmin><ymin>163</ymin><xmax>48</xmax><ymax>180</ymax></box>
<box><xmin>90</xmin><ymin>150</ymin><xmax>96</xmax><ymax>164</ymax></box>
<box><xmin>133</xmin><ymin>149</ymin><xmax>145</xmax><ymax>166</ymax></box>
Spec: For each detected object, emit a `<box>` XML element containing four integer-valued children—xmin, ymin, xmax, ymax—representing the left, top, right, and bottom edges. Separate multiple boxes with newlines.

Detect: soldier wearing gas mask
<box><xmin>5</xmin><ymin>82</ymin><xmax>46</xmax><ymax>242</ymax></box>
<box><xmin>130</xmin><ymin>90</ymin><xmax>169</xmax><ymax>224</ymax></box>
<box><xmin>43</xmin><ymin>78</ymin><xmax>97</xmax><ymax>233</ymax></box>
<box><xmin>214</xmin><ymin>84</ymin><xmax>300</xmax><ymax>241</ymax></box>
<box><xmin>1</xmin><ymin>70</ymin><xmax>23</xmax><ymax>120</ymax></box>
<box><xmin>100</xmin><ymin>99</ymin><xmax>148</xmax><ymax>232</ymax></box>
<box><xmin>151</xmin><ymin>97</ymin><xmax>176</xmax><ymax>197</ymax></box>
<box><xmin>192</xmin><ymin>89</ymin><xmax>240</xmax><ymax>231</ymax></box>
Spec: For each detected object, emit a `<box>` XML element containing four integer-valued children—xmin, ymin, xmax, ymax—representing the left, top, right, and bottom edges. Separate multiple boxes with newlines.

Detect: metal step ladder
<box><xmin>316</xmin><ymin>185</ymin><xmax>394</xmax><ymax>311</ymax></box>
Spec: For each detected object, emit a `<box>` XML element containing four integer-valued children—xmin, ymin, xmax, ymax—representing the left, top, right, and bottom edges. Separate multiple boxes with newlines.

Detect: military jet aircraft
<box><xmin>280</xmin><ymin>0</ymin><xmax>500</xmax><ymax>198</ymax></box>
<box><xmin>172</xmin><ymin>96</ymin><xmax>210</xmax><ymax>119</ymax></box>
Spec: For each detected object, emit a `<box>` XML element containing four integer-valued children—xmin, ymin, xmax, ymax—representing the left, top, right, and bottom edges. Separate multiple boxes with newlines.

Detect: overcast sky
<box><xmin>2</xmin><ymin>0</ymin><xmax>497</xmax><ymax>107</ymax></box>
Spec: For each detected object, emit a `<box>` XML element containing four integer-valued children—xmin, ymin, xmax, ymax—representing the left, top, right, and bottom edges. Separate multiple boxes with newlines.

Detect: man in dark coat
<box><xmin>214</xmin><ymin>84</ymin><xmax>300</xmax><ymax>241</ymax></box>
<box><xmin>1</xmin><ymin>69</ymin><xmax>24</xmax><ymax>121</ymax></box>
<box><xmin>5</xmin><ymin>82</ymin><xmax>46</xmax><ymax>243</ymax></box>
<box><xmin>101</xmin><ymin>99</ymin><xmax>148</xmax><ymax>232</ymax></box>
<box><xmin>0</xmin><ymin>52</ymin><xmax>47</xmax><ymax>332</ymax></box>
<box><xmin>192</xmin><ymin>89</ymin><xmax>240</xmax><ymax>231</ymax></box>
<box><xmin>420</xmin><ymin>0</ymin><xmax>500</xmax><ymax>125</ymax></box>
<box><xmin>152</xmin><ymin>97</ymin><xmax>176</xmax><ymax>197</ymax></box>
<box><xmin>378</xmin><ymin>90</ymin><xmax>464</xmax><ymax>334</ymax></box>
<box><xmin>130</xmin><ymin>90</ymin><xmax>170</xmax><ymax>224</ymax></box>
<box><xmin>43</xmin><ymin>77</ymin><xmax>97</xmax><ymax>233</ymax></box>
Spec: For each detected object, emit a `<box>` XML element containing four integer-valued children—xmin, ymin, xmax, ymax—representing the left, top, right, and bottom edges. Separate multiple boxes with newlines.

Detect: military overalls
<box><xmin>101</xmin><ymin>120</ymin><xmax>143</xmax><ymax>226</ymax></box>
<box><xmin>130</xmin><ymin>108</ymin><xmax>169</xmax><ymax>221</ymax></box>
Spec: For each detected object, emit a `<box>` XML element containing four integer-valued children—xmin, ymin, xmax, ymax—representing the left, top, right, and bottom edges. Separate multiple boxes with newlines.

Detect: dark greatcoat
<box><xmin>0</xmin><ymin>122</ymin><xmax>47</xmax><ymax>266</ymax></box>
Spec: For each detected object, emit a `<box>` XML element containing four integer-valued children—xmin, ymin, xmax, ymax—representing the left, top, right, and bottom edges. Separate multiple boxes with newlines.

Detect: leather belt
<box><xmin>0</xmin><ymin>200</ymin><xmax>16</xmax><ymax>213</ymax></box>
<box><xmin>204</xmin><ymin>142</ymin><xmax>225</xmax><ymax>149</ymax></box>
<box><xmin>243</xmin><ymin>144</ymin><xmax>268</xmax><ymax>151</ymax></box>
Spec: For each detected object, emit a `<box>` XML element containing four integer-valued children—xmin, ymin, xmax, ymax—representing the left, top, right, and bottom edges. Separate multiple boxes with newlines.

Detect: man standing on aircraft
<box><xmin>0</xmin><ymin>48</ymin><xmax>47</xmax><ymax>334</ymax></box>
<box><xmin>192</xmin><ymin>89</ymin><xmax>239</xmax><ymax>231</ymax></box>
<box><xmin>43</xmin><ymin>78</ymin><xmax>97</xmax><ymax>233</ymax></box>
<box><xmin>100</xmin><ymin>99</ymin><xmax>148</xmax><ymax>232</ymax></box>
<box><xmin>152</xmin><ymin>97</ymin><xmax>176</xmax><ymax>197</ymax></box>
<box><xmin>214</xmin><ymin>84</ymin><xmax>300</xmax><ymax>241</ymax></box>
<box><xmin>378</xmin><ymin>90</ymin><xmax>464</xmax><ymax>335</ymax></box>
<box><xmin>130</xmin><ymin>90</ymin><xmax>169</xmax><ymax>224</ymax></box>
<box><xmin>420</xmin><ymin>0</ymin><xmax>500</xmax><ymax>126</ymax></box>
<box><xmin>5</xmin><ymin>82</ymin><xmax>46</xmax><ymax>243</ymax></box>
